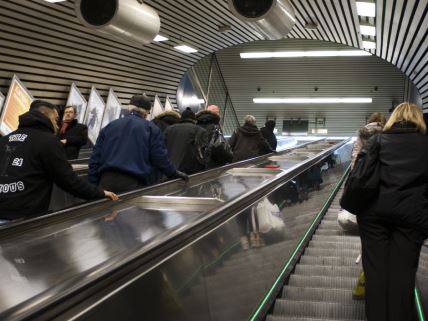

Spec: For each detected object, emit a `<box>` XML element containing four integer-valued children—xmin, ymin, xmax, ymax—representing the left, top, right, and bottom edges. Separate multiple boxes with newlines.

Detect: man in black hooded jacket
<box><xmin>0</xmin><ymin>100</ymin><xmax>117</xmax><ymax>221</ymax></box>
<box><xmin>260</xmin><ymin>120</ymin><xmax>277</xmax><ymax>151</ymax></box>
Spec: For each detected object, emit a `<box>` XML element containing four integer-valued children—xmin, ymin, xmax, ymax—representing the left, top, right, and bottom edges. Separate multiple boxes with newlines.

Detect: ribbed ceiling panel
<box><xmin>0</xmin><ymin>0</ymin><xmax>426</xmax><ymax>114</ymax></box>
<box><xmin>215</xmin><ymin>39</ymin><xmax>406</xmax><ymax>135</ymax></box>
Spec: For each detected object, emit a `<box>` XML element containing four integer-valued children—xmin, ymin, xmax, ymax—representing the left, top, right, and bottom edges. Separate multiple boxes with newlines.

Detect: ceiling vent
<box><xmin>75</xmin><ymin>0</ymin><xmax>160</xmax><ymax>45</ymax></box>
<box><xmin>228</xmin><ymin>0</ymin><xmax>296</xmax><ymax>40</ymax></box>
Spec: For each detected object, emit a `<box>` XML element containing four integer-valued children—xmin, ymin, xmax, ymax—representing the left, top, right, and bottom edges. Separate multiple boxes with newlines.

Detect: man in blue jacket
<box><xmin>88</xmin><ymin>95</ymin><xmax>188</xmax><ymax>193</ymax></box>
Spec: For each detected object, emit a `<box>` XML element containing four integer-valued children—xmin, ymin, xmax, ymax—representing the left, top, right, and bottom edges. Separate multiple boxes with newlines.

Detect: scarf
<box><xmin>59</xmin><ymin>120</ymin><xmax>72</xmax><ymax>135</ymax></box>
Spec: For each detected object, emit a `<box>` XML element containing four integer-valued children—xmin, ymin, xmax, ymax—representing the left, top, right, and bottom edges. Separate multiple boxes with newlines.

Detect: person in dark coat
<box><xmin>229</xmin><ymin>115</ymin><xmax>273</xmax><ymax>162</ymax></box>
<box><xmin>260</xmin><ymin>120</ymin><xmax>277</xmax><ymax>151</ymax></box>
<box><xmin>357</xmin><ymin>103</ymin><xmax>428</xmax><ymax>321</ymax></box>
<box><xmin>152</xmin><ymin>110</ymin><xmax>181</xmax><ymax>133</ymax></box>
<box><xmin>0</xmin><ymin>100</ymin><xmax>117</xmax><ymax>221</ymax></box>
<box><xmin>89</xmin><ymin>95</ymin><xmax>188</xmax><ymax>193</ymax></box>
<box><xmin>164</xmin><ymin>108</ymin><xmax>208</xmax><ymax>175</ymax></box>
<box><xmin>57</xmin><ymin>105</ymin><xmax>88</xmax><ymax>160</ymax></box>
<box><xmin>196</xmin><ymin>105</ymin><xmax>233</xmax><ymax>168</ymax></box>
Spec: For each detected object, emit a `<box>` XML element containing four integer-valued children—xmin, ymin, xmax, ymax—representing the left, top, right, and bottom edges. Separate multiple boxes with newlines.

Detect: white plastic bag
<box><xmin>256</xmin><ymin>198</ymin><xmax>284</xmax><ymax>233</ymax></box>
<box><xmin>337</xmin><ymin>209</ymin><xmax>358</xmax><ymax>232</ymax></box>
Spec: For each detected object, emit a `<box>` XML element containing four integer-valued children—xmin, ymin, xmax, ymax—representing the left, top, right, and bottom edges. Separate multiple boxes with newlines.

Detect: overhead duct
<box><xmin>75</xmin><ymin>0</ymin><xmax>160</xmax><ymax>45</ymax></box>
<box><xmin>228</xmin><ymin>0</ymin><xmax>296</xmax><ymax>40</ymax></box>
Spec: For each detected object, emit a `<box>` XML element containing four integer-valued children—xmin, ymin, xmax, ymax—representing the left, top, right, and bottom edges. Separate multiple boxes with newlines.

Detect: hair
<box><xmin>244</xmin><ymin>115</ymin><xmax>256</xmax><ymax>125</ymax></box>
<box><xmin>384</xmin><ymin>102</ymin><xmax>426</xmax><ymax>134</ymax></box>
<box><xmin>367</xmin><ymin>112</ymin><xmax>386</xmax><ymax>126</ymax></box>
<box><xmin>64</xmin><ymin>105</ymin><xmax>77</xmax><ymax>114</ymax></box>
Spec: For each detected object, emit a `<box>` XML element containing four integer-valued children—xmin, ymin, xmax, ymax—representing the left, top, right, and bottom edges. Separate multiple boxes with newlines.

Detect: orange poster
<box><xmin>0</xmin><ymin>75</ymin><xmax>34</xmax><ymax>135</ymax></box>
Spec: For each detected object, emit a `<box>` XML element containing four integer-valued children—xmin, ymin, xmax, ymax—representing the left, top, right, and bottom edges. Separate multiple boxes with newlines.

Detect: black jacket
<box><xmin>57</xmin><ymin>119</ymin><xmax>88</xmax><ymax>160</ymax></box>
<box><xmin>0</xmin><ymin>110</ymin><xmax>104</xmax><ymax>220</ymax></box>
<box><xmin>196</xmin><ymin>110</ymin><xmax>233</xmax><ymax>167</ymax></box>
<box><xmin>260</xmin><ymin>126</ymin><xmax>277</xmax><ymax>150</ymax></box>
<box><xmin>164</xmin><ymin>119</ymin><xmax>208</xmax><ymax>174</ymax></box>
<box><xmin>364</xmin><ymin>123</ymin><xmax>428</xmax><ymax>233</ymax></box>
<box><xmin>152</xmin><ymin>111</ymin><xmax>181</xmax><ymax>134</ymax></box>
<box><xmin>229</xmin><ymin>123</ymin><xmax>272</xmax><ymax>162</ymax></box>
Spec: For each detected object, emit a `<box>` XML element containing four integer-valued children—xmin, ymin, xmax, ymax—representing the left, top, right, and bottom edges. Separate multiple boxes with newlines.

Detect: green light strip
<box><xmin>248</xmin><ymin>167</ymin><xmax>350</xmax><ymax>321</ymax></box>
<box><xmin>415</xmin><ymin>287</ymin><xmax>426</xmax><ymax>321</ymax></box>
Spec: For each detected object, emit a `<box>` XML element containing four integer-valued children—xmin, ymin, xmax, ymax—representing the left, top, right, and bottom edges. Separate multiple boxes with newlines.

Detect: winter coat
<box><xmin>0</xmin><ymin>110</ymin><xmax>104</xmax><ymax>220</ymax></box>
<box><xmin>164</xmin><ymin>119</ymin><xmax>208</xmax><ymax>174</ymax></box>
<box><xmin>363</xmin><ymin>123</ymin><xmax>428</xmax><ymax>233</ymax></box>
<box><xmin>152</xmin><ymin>111</ymin><xmax>181</xmax><ymax>133</ymax></box>
<box><xmin>260</xmin><ymin>126</ymin><xmax>277</xmax><ymax>150</ymax></box>
<box><xmin>351</xmin><ymin>122</ymin><xmax>383</xmax><ymax>167</ymax></box>
<box><xmin>196</xmin><ymin>110</ymin><xmax>233</xmax><ymax>167</ymax></box>
<box><xmin>229</xmin><ymin>123</ymin><xmax>272</xmax><ymax>162</ymax></box>
<box><xmin>57</xmin><ymin>119</ymin><xmax>88</xmax><ymax>160</ymax></box>
<box><xmin>88</xmin><ymin>112</ymin><xmax>176</xmax><ymax>185</ymax></box>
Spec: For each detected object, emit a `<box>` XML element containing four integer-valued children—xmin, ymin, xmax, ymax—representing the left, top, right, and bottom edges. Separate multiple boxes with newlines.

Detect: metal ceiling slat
<box><xmin>340</xmin><ymin>0</ymin><xmax>359</xmax><ymax>48</ymax></box>
<box><xmin>291</xmin><ymin>0</ymin><xmax>327</xmax><ymax>41</ymax></box>
<box><xmin>386</xmin><ymin>0</ymin><xmax>405</xmax><ymax>63</ymax></box>
<box><xmin>324</xmin><ymin>0</ymin><xmax>349</xmax><ymax>46</ymax></box>
<box><xmin>381</xmin><ymin>0</ymin><xmax>394</xmax><ymax>60</ymax></box>
<box><xmin>314</xmin><ymin>1</ymin><xmax>341</xmax><ymax>44</ymax></box>
<box><xmin>304</xmin><ymin>0</ymin><xmax>336</xmax><ymax>43</ymax></box>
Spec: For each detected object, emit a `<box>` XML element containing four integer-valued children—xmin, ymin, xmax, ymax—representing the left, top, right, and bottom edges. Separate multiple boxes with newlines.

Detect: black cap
<box><xmin>130</xmin><ymin>94</ymin><xmax>151</xmax><ymax>110</ymax></box>
<box><xmin>265</xmin><ymin>120</ymin><xmax>276</xmax><ymax>129</ymax></box>
<box><xmin>181</xmin><ymin>107</ymin><xmax>196</xmax><ymax>121</ymax></box>
<box><xmin>30</xmin><ymin>100</ymin><xmax>58</xmax><ymax>111</ymax></box>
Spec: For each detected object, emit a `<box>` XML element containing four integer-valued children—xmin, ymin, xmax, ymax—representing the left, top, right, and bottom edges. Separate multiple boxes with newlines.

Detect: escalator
<box><xmin>0</xmin><ymin>138</ymin><xmax>386</xmax><ymax>321</ymax></box>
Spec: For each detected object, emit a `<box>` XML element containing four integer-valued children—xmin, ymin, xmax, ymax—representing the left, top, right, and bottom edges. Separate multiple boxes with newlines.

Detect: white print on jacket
<box><xmin>0</xmin><ymin>181</ymin><xmax>25</xmax><ymax>193</ymax></box>
<box><xmin>11</xmin><ymin>158</ymin><xmax>23</xmax><ymax>167</ymax></box>
<box><xmin>8</xmin><ymin>134</ymin><xmax>28</xmax><ymax>142</ymax></box>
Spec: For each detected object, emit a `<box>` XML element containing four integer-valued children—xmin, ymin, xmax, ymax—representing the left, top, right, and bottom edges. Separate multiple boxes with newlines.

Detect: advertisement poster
<box><xmin>85</xmin><ymin>86</ymin><xmax>105</xmax><ymax>144</ymax></box>
<box><xmin>0</xmin><ymin>75</ymin><xmax>34</xmax><ymax>135</ymax></box>
<box><xmin>164</xmin><ymin>96</ymin><xmax>174</xmax><ymax>111</ymax></box>
<box><xmin>66</xmin><ymin>83</ymin><xmax>88</xmax><ymax>124</ymax></box>
<box><xmin>0</xmin><ymin>91</ymin><xmax>5</xmax><ymax>114</ymax></box>
<box><xmin>149</xmin><ymin>95</ymin><xmax>164</xmax><ymax>120</ymax></box>
<box><xmin>101</xmin><ymin>89</ymin><xmax>122</xmax><ymax>128</ymax></box>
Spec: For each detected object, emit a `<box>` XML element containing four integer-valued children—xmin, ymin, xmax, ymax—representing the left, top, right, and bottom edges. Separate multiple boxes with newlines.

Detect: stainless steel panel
<box><xmin>132</xmin><ymin>196</ymin><xmax>223</xmax><ymax>212</ymax></box>
<box><xmin>227</xmin><ymin>168</ymin><xmax>283</xmax><ymax>176</ymax></box>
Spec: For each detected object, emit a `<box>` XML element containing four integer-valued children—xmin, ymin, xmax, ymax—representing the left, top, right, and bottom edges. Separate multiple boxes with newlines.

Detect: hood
<box><xmin>155</xmin><ymin>111</ymin><xmax>180</xmax><ymax>121</ymax></box>
<box><xmin>358</xmin><ymin>122</ymin><xmax>383</xmax><ymax>140</ymax></box>
<box><xmin>385</xmin><ymin>121</ymin><xmax>419</xmax><ymax>134</ymax></box>
<box><xmin>238</xmin><ymin>123</ymin><xmax>260</xmax><ymax>136</ymax></box>
<box><xmin>18</xmin><ymin>110</ymin><xmax>55</xmax><ymax>133</ymax></box>
<box><xmin>196</xmin><ymin>110</ymin><xmax>220</xmax><ymax>125</ymax></box>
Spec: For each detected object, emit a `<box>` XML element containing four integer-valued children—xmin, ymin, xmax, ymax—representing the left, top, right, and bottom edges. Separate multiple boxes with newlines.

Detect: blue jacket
<box><xmin>88</xmin><ymin>113</ymin><xmax>176</xmax><ymax>185</ymax></box>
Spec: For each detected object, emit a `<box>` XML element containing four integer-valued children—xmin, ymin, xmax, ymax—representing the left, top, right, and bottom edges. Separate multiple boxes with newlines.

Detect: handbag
<box><xmin>340</xmin><ymin>134</ymin><xmax>381</xmax><ymax>215</ymax></box>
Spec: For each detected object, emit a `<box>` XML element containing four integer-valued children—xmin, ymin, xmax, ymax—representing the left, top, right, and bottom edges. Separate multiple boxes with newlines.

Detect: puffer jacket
<box><xmin>229</xmin><ymin>123</ymin><xmax>272</xmax><ymax>162</ymax></box>
<box><xmin>363</xmin><ymin>122</ymin><xmax>428</xmax><ymax>233</ymax></box>
<box><xmin>351</xmin><ymin>122</ymin><xmax>383</xmax><ymax>167</ymax></box>
<box><xmin>152</xmin><ymin>111</ymin><xmax>180</xmax><ymax>133</ymax></box>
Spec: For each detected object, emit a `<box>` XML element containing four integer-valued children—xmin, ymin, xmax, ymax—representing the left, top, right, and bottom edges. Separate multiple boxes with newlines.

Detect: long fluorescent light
<box><xmin>182</xmin><ymin>96</ymin><xmax>204</xmax><ymax>106</ymax></box>
<box><xmin>362</xmin><ymin>40</ymin><xmax>376</xmax><ymax>49</ymax></box>
<box><xmin>253</xmin><ymin>98</ymin><xmax>373</xmax><ymax>104</ymax></box>
<box><xmin>175</xmin><ymin>45</ymin><xmax>198</xmax><ymax>53</ymax></box>
<box><xmin>356</xmin><ymin>1</ymin><xmax>376</xmax><ymax>17</ymax></box>
<box><xmin>240</xmin><ymin>50</ymin><xmax>371</xmax><ymax>59</ymax></box>
<box><xmin>154</xmin><ymin>35</ymin><xmax>168</xmax><ymax>42</ymax></box>
<box><xmin>360</xmin><ymin>25</ymin><xmax>376</xmax><ymax>36</ymax></box>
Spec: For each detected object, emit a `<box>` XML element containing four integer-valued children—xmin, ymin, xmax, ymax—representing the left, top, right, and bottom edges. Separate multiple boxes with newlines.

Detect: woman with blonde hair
<box><xmin>357</xmin><ymin>102</ymin><xmax>428</xmax><ymax>321</ymax></box>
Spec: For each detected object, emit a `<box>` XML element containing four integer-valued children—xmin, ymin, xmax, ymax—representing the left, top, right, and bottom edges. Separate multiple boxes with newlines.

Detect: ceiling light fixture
<box><xmin>356</xmin><ymin>1</ymin><xmax>376</xmax><ymax>17</ymax></box>
<box><xmin>253</xmin><ymin>98</ymin><xmax>373</xmax><ymax>104</ymax></box>
<box><xmin>154</xmin><ymin>35</ymin><xmax>168</xmax><ymax>42</ymax></box>
<box><xmin>360</xmin><ymin>25</ymin><xmax>376</xmax><ymax>36</ymax></box>
<box><xmin>240</xmin><ymin>50</ymin><xmax>371</xmax><ymax>59</ymax></box>
<box><xmin>362</xmin><ymin>40</ymin><xmax>376</xmax><ymax>49</ymax></box>
<box><xmin>174</xmin><ymin>45</ymin><xmax>198</xmax><ymax>53</ymax></box>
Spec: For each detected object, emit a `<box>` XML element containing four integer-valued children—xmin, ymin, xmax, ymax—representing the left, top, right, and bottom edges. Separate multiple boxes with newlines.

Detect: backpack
<box><xmin>204</xmin><ymin>125</ymin><xmax>232</xmax><ymax>166</ymax></box>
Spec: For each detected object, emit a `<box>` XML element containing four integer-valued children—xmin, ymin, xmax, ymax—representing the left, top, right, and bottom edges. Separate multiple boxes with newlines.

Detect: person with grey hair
<box><xmin>229</xmin><ymin>115</ymin><xmax>272</xmax><ymax>162</ymax></box>
<box><xmin>89</xmin><ymin>94</ymin><xmax>188</xmax><ymax>193</ymax></box>
<box><xmin>57</xmin><ymin>105</ymin><xmax>88</xmax><ymax>159</ymax></box>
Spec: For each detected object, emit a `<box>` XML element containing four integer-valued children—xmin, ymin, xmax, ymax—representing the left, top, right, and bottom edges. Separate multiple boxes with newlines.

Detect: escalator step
<box><xmin>282</xmin><ymin>286</ymin><xmax>357</xmax><ymax>303</ymax></box>
<box><xmin>316</xmin><ymin>229</ymin><xmax>357</xmax><ymax>236</ymax></box>
<box><xmin>304</xmin><ymin>247</ymin><xmax>360</xmax><ymax>257</ymax></box>
<box><xmin>294</xmin><ymin>264</ymin><xmax>361</xmax><ymax>277</ymax></box>
<box><xmin>299</xmin><ymin>255</ymin><xmax>358</xmax><ymax>267</ymax></box>
<box><xmin>308</xmin><ymin>241</ymin><xmax>360</xmax><ymax>250</ymax></box>
<box><xmin>272</xmin><ymin>299</ymin><xmax>365</xmax><ymax>320</ymax></box>
<box><xmin>288</xmin><ymin>275</ymin><xmax>356</xmax><ymax>289</ymax></box>
<box><xmin>311</xmin><ymin>235</ymin><xmax>360</xmax><ymax>243</ymax></box>
<box><xmin>266</xmin><ymin>316</ymin><xmax>359</xmax><ymax>321</ymax></box>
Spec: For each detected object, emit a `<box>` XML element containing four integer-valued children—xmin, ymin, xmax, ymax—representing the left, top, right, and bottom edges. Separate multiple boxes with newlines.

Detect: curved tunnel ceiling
<box><xmin>144</xmin><ymin>0</ymin><xmax>428</xmax><ymax>110</ymax></box>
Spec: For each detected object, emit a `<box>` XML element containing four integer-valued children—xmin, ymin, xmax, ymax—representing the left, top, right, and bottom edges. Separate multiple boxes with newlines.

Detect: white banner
<box><xmin>164</xmin><ymin>96</ymin><xmax>174</xmax><ymax>111</ymax></box>
<box><xmin>149</xmin><ymin>95</ymin><xmax>164</xmax><ymax>120</ymax></box>
<box><xmin>101</xmin><ymin>89</ymin><xmax>122</xmax><ymax>128</ymax></box>
<box><xmin>0</xmin><ymin>75</ymin><xmax>34</xmax><ymax>135</ymax></box>
<box><xmin>85</xmin><ymin>86</ymin><xmax>105</xmax><ymax>144</ymax></box>
<box><xmin>66</xmin><ymin>83</ymin><xmax>88</xmax><ymax>124</ymax></box>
